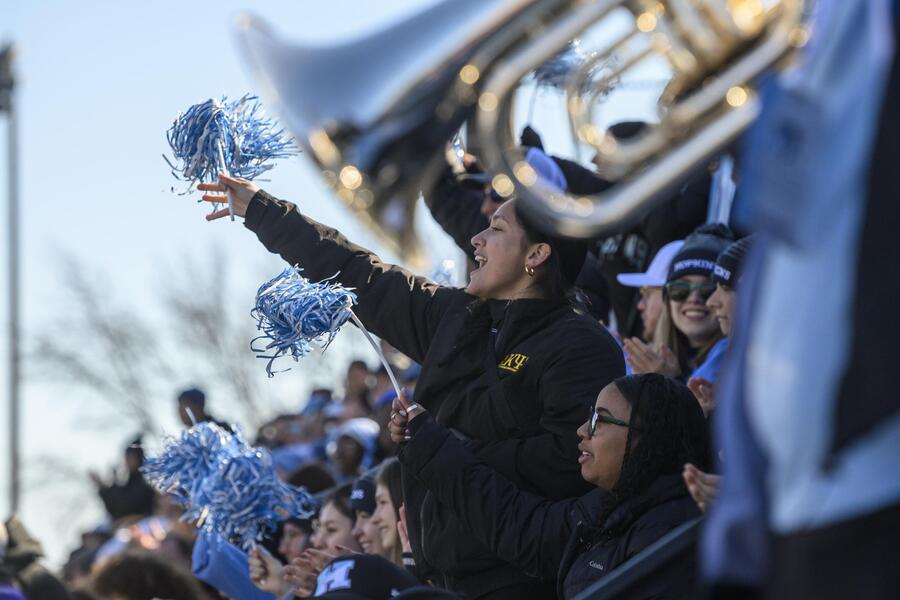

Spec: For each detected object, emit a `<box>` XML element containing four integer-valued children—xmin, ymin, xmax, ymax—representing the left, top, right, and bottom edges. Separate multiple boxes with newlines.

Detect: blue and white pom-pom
<box><xmin>430</xmin><ymin>259</ymin><xmax>459</xmax><ymax>287</ymax></box>
<box><xmin>141</xmin><ymin>422</ymin><xmax>237</xmax><ymax>508</ymax></box>
<box><xmin>164</xmin><ymin>94</ymin><xmax>297</xmax><ymax>187</ymax></box>
<box><xmin>531</xmin><ymin>40</ymin><xmax>587</xmax><ymax>89</ymax></box>
<box><xmin>251</xmin><ymin>266</ymin><xmax>357</xmax><ymax>377</ymax></box>
<box><xmin>142</xmin><ymin>422</ymin><xmax>317</xmax><ymax>550</ymax></box>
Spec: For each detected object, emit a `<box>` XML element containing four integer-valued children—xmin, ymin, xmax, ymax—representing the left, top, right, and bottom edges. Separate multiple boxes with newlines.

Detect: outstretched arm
<box><xmin>197</xmin><ymin>175</ymin><xmax>461</xmax><ymax>363</ymax></box>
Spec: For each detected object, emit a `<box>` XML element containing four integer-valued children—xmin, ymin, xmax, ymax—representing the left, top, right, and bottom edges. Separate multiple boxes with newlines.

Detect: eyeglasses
<box><xmin>588</xmin><ymin>405</ymin><xmax>642</xmax><ymax>438</ymax></box>
<box><xmin>664</xmin><ymin>279</ymin><xmax>716</xmax><ymax>302</ymax></box>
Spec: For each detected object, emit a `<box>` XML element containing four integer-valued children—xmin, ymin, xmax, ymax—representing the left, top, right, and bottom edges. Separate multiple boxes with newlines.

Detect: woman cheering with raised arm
<box><xmin>198</xmin><ymin>173</ymin><xmax>625</xmax><ymax>599</ymax></box>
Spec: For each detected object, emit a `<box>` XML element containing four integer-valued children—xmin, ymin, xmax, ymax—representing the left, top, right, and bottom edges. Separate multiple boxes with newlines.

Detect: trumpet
<box><xmin>235</xmin><ymin>0</ymin><xmax>808</xmax><ymax>246</ymax></box>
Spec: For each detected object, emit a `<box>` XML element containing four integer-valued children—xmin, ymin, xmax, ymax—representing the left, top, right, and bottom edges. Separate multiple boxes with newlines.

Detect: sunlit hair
<box><xmin>654</xmin><ymin>289</ymin><xmax>724</xmax><ymax>375</ymax></box>
<box><xmin>376</xmin><ymin>458</ymin><xmax>404</xmax><ymax>565</ymax></box>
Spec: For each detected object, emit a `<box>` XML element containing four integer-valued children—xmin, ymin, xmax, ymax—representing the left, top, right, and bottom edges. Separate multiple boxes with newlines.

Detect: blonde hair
<box><xmin>654</xmin><ymin>300</ymin><xmax>723</xmax><ymax>376</ymax></box>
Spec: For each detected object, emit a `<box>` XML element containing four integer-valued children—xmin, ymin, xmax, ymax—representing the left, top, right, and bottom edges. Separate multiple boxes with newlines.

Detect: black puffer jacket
<box><xmin>401</xmin><ymin>416</ymin><xmax>700</xmax><ymax>599</ymax></box>
<box><xmin>244</xmin><ymin>191</ymin><xmax>625</xmax><ymax>598</ymax></box>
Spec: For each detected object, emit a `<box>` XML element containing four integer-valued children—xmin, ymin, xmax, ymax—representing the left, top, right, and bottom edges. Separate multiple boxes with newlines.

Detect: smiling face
<box><xmin>370</xmin><ymin>483</ymin><xmax>400</xmax><ymax>555</ymax></box>
<box><xmin>668</xmin><ymin>275</ymin><xmax>720</xmax><ymax>347</ymax></box>
<box><xmin>310</xmin><ymin>502</ymin><xmax>360</xmax><ymax>555</ymax></box>
<box><xmin>351</xmin><ymin>510</ymin><xmax>384</xmax><ymax>556</ymax></box>
<box><xmin>706</xmin><ymin>283</ymin><xmax>736</xmax><ymax>337</ymax></box>
<box><xmin>576</xmin><ymin>384</ymin><xmax>635</xmax><ymax>490</ymax></box>
<box><xmin>466</xmin><ymin>200</ymin><xmax>544</xmax><ymax>300</ymax></box>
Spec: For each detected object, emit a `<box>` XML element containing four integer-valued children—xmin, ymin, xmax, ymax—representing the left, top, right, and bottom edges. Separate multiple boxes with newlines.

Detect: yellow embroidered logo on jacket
<box><xmin>498</xmin><ymin>353</ymin><xmax>529</xmax><ymax>373</ymax></box>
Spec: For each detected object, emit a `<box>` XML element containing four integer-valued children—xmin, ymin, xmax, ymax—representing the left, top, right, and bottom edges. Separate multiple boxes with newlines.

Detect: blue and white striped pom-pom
<box><xmin>142</xmin><ymin>422</ymin><xmax>316</xmax><ymax>550</ymax></box>
<box><xmin>142</xmin><ymin>422</ymin><xmax>241</xmax><ymax>508</ymax></box>
<box><xmin>164</xmin><ymin>94</ymin><xmax>297</xmax><ymax>187</ymax></box>
<box><xmin>203</xmin><ymin>448</ymin><xmax>318</xmax><ymax>550</ymax></box>
<box><xmin>531</xmin><ymin>40</ymin><xmax>587</xmax><ymax>89</ymax></box>
<box><xmin>251</xmin><ymin>266</ymin><xmax>357</xmax><ymax>377</ymax></box>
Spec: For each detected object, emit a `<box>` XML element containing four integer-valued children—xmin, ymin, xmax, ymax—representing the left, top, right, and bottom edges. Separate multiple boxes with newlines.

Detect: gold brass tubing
<box><xmin>667</xmin><ymin>0</ymin><xmax>802</xmax><ymax>126</ymax></box>
<box><xmin>666</xmin><ymin>0</ymin><xmax>722</xmax><ymax>66</ymax></box>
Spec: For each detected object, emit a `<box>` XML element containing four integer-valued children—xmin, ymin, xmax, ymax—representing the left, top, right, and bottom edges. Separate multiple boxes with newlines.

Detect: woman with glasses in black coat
<box><xmin>391</xmin><ymin>373</ymin><xmax>710</xmax><ymax>599</ymax></box>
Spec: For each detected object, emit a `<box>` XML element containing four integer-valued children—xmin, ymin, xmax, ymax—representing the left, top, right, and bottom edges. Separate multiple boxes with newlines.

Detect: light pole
<box><xmin>1</xmin><ymin>43</ymin><xmax>20</xmax><ymax>515</ymax></box>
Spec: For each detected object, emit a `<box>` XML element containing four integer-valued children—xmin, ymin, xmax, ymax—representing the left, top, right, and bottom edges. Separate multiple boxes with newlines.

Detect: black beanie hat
<box><xmin>313</xmin><ymin>554</ymin><xmax>419</xmax><ymax>598</ymax></box>
<box><xmin>713</xmin><ymin>235</ymin><xmax>755</xmax><ymax>287</ymax></box>
<box><xmin>667</xmin><ymin>223</ymin><xmax>735</xmax><ymax>282</ymax></box>
<box><xmin>349</xmin><ymin>476</ymin><xmax>376</xmax><ymax>515</ymax></box>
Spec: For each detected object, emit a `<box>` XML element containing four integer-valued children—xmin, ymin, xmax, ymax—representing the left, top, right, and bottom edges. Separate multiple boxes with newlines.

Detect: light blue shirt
<box><xmin>690</xmin><ymin>338</ymin><xmax>728</xmax><ymax>383</ymax></box>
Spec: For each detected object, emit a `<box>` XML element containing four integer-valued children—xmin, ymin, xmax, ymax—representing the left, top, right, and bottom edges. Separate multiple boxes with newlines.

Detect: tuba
<box><xmin>235</xmin><ymin>0</ymin><xmax>807</xmax><ymax>244</ymax></box>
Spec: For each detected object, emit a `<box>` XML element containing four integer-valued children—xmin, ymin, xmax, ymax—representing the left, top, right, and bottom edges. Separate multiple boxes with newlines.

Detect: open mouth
<box><xmin>577</xmin><ymin>445</ymin><xmax>593</xmax><ymax>464</ymax></box>
<box><xmin>682</xmin><ymin>308</ymin><xmax>708</xmax><ymax>319</ymax></box>
<box><xmin>474</xmin><ymin>255</ymin><xmax>487</xmax><ymax>269</ymax></box>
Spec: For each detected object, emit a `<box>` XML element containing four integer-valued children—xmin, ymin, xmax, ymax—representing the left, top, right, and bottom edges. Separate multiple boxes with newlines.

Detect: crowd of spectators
<box><xmin>3</xmin><ymin>2</ymin><xmax>899</xmax><ymax>598</ymax></box>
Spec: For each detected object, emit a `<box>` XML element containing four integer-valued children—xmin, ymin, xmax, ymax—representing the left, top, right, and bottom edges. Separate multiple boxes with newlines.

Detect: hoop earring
<box><xmin>525</xmin><ymin>265</ymin><xmax>535</xmax><ymax>277</ymax></box>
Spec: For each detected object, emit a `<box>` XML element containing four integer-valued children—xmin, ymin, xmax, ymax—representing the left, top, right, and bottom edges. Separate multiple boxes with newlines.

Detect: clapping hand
<box><xmin>682</xmin><ymin>463</ymin><xmax>720</xmax><ymax>513</ymax></box>
<box><xmin>687</xmin><ymin>377</ymin><xmax>716</xmax><ymax>417</ymax></box>
<box><xmin>622</xmin><ymin>337</ymin><xmax>680</xmax><ymax>376</ymax></box>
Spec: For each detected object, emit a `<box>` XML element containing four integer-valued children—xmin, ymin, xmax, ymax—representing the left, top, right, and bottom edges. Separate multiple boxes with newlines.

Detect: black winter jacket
<box><xmin>244</xmin><ymin>191</ymin><xmax>625</xmax><ymax>597</ymax></box>
<box><xmin>401</xmin><ymin>416</ymin><xmax>700</xmax><ymax>599</ymax></box>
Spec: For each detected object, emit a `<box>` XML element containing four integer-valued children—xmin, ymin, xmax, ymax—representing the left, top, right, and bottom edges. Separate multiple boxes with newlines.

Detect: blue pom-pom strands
<box><xmin>142</xmin><ymin>422</ymin><xmax>316</xmax><ymax>551</ymax></box>
<box><xmin>251</xmin><ymin>266</ymin><xmax>357</xmax><ymax>377</ymax></box>
<box><xmin>251</xmin><ymin>266</ymin><xmax>404</xmax><ymax>399</ymax></box>
<box><xmin>165</xmin><ymin>94</ymin><xmax>297</xmax><ymax>219</ymax></box>
<box><xmin>531</xmin><ymin>40</ymin><xmax>587</xmax><ymax>90</ymax></box>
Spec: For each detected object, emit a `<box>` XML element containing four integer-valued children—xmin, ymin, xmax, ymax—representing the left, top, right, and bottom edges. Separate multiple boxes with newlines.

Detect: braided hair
<box><xmin>597</xmin><ymin>373</ymin><xmax>711</xmax><ymax>524</ymax></box>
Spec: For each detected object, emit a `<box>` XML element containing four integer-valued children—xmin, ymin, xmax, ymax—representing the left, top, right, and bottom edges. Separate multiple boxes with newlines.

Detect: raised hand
<box><xmin>388</xmin><ymin>390</ymin><xmax>425</xmax><ymax>444</ymax></box>
<box><xmin>197</xmin><ymin>174</ymin><xmax>260</xmax><ymax>221</ymax></box>
<box><xmin>248</xmin><ymin>547</ymin><xmax>289</xmax><ymax>596</ymax></box>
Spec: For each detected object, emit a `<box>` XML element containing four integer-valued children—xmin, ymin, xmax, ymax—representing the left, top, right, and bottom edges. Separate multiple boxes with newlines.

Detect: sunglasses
<box><xmin>664</xmin><ymin>279</ymin><xmax>716</xmax><ymax>302</ymax></box>
<box><xmin>588</xmin><ymin>405</ymin><xmax>642</xmax><ymax>438</ymax></box>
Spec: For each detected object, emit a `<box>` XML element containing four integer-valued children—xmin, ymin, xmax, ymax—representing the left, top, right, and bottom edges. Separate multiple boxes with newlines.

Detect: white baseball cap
<box><xmin>617</xmin><ymin>240</ymin><xmax>685</xmax><ymax>288</ymax></box>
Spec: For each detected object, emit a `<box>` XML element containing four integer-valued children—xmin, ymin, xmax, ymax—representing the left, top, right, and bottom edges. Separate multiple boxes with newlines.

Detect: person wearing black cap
<box><xmin>623</xmin><ymin>224</ymin><xmax>733</xmax><ymax>382</ymax></box>
<box><xmin>682</xmin><ymin>236</ymin><xmax>755</xmax><ymax>512</ymax></box>
<box><xmin>707</xmin><ymin>235</ymin><xmax>755</xmax><ymax>339</ymax></box>
<box><xmin>195</xmin><ymin>174</ymin><xmax>624</xmax><ymax>599</ymax></box>
<box><xmin>309</xmin><ymin>554</ymin><xmax>457</xmax><ymax>599</ymax></box>
<box><xmin>349</xmin><ymin>475</ymin><xmax>383</xmax><ymax>557</ymax></box>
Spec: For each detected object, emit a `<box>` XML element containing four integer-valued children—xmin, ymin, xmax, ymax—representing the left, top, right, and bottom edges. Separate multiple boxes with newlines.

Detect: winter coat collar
<box><xmin>600</xmin><ymin>474</ymin><xmax>690</xmax><ymax>537</ymax></box>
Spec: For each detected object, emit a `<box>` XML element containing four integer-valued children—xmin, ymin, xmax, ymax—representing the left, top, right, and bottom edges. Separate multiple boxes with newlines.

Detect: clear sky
<box><xmin>0</xmin><ymin>0</ymin><xmax>659</xmax><ymax>566</ymax></box>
